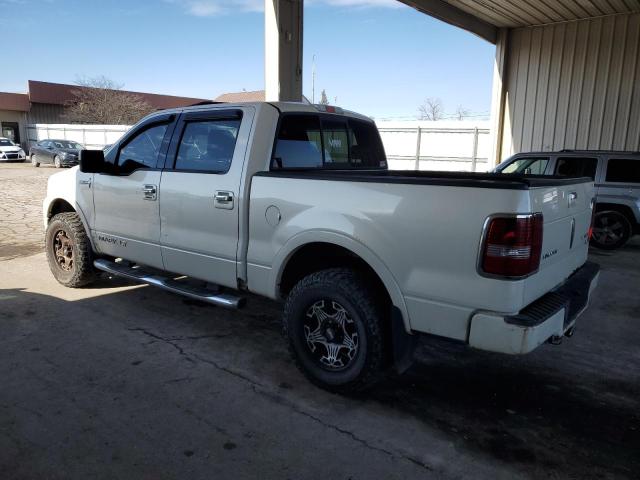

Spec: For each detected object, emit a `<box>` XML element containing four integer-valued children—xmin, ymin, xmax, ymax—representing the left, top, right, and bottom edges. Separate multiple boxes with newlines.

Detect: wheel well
<box><xmin>279</xmin><ymin>242</ymin><xmax>391</xmax><ymax>307</ymax></box>
<box><xmin>48</xmin><ymin>199</ymin><xmax>75</xmax><ymax>222</ymax></box>
<box><xmin>595</xmin><ymin>203</ymin><xmax>637</xmax><ymax>227</ymax></box>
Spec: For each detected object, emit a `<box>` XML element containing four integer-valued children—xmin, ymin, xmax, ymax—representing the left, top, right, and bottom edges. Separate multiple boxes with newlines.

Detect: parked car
<box><xmin>495</xmin><ymin>150</ymin><xmax>640</xmax><ymax>250</ymax></box>
<box><xmin>0</xmin><ymin>137</ymin><xmax>27</xmax><ymax>162</ymax></box>
<box><xmin>42</xmin><ymin>102</ymin><xmax>599</xmax><ymax>392</ymax></box>
<box><xmin>30</xmin><ymin>139</ymin><xmax>84</xmax><ymax>168</ymax></box>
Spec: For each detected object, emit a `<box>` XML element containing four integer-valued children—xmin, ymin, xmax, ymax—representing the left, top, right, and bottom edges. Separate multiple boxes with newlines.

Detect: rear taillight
<box><xmin>480</xmin><ymin>213</ymin><xmax>543</xmax><ymax>278</ymax></box>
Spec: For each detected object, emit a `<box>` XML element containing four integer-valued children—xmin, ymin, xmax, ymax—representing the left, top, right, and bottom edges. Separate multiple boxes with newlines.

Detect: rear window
<box><xmin>272</xmin><ymin>114</ymin><xmax>386</xmax><ymax>170</ymax></box>
<box><xmin>555</xmin><ymin>157</ymin><xmax>598</xmax><ymax>180</ymax></box>
<box><xmin>500</xmin><ymin>157</ymin><xmax>549</xmax><ymax>175</ymax></box>
<box><xmin>605</xmin><ymin>159</ymin><xmax>640</xmax><ymax>183</ymax></box>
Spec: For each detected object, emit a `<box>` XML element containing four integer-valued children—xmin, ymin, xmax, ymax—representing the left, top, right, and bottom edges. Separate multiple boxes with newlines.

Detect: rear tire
<box><xmin>45</xmin><ymin>212</ymin><xmax>96</xmax><ymax>287</ymax></box>
<box><xmin>283</xmin><ymin>268</ymin><xmax>387</xmax><ymax>393</ymax></box>
<box><xmin>31</xmin><ymin>154</ymin><xmax>40</xmax><ymax>167</ymax></box>
<box><xmin>591</xmin><ymin>210</ymin><xmax>632</xmax><ymax>250</ymax></box>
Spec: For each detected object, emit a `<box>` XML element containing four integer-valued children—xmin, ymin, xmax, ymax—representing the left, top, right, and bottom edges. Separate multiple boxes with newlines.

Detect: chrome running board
<box><xmin>93</xmin><ymin>258</ymin><xmax>245</xmax><ymax>309</ymax></box>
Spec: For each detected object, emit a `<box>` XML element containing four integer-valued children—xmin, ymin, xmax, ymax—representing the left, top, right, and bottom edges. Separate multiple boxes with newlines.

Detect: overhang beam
<box><xmin>398</xmin><ymin>0</ymin><xmax>498</xmax><ymax>43</ymax></box>
<box><xmin>265</xmin><ymin>0</ymin><xmax>304</xmax><ymax>102</ymax></box>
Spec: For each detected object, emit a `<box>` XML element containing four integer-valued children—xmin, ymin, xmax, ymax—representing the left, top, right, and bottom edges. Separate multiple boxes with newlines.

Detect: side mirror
<box><xmin>79</xmin><ymin>149</ymin><xmax>105</xmax><ymax>174</ymax></box>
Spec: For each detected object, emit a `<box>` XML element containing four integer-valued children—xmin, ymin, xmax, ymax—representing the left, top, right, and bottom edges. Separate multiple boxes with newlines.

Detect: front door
<box><xmin>92</xmin><ymin>114</ymin><xmax>175</xmax><ymax>269</ymax></box>
<box><xmin>159</xmin><ymin>108</ymin><xmax>250</xmax><ymax>288</ymax></box>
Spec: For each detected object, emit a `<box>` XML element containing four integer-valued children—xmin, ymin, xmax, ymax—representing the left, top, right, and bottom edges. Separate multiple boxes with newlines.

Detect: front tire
<box><xmin>591</xmin><ymin>210</ymin><xmax>632</xmax><ymax>250</ymax></box>
<box><xmin>45</xmin><ymin>212</ymin><xmax>96</xmax><ymax>287</ymax></box>
<box><xmin>54</xmin><ymin>155</ymin><xmax>62</xmax><ymax>168</ymax></box>
<box><xmin>283</xmin><ymin>268</ymin><xmax>387</xmax><ymax>393</ymax></box>
<box><xmin>31</xmin><ymin>154</ymin><xmax>40</xmax><ymax>167</ymax></box>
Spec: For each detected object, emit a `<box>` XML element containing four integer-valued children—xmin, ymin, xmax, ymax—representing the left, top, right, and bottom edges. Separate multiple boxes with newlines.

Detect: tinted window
<box><xmin>348</xmin><ymin>119</ymin><xmax>387</xmax><ymax>168</ymax></box>
<box><xmin>501</xmin><ymin>157</ymin><xmax>549</xmax><ymax>174</ymax></box>
<box><xmin>175</xmin><ymin>119</ymin><xmax>240</xmax><ymax>173</ymax></box>
<box><xmin>117</xmin><ymin>123</ymin><xmax>168</xmax><ymax>174</ymax></box>
<box><xmin>555</xmin><ymin>157</ymin><xmax>597</xmax><ymax>180</ymax></box>
<box><xmin>606</xmin><ymin>159</ymin><xmax>640</xmax><ymax>183</ymax></box>
<box><xmin>322</xmin><ymin>119</ymin><xmax>349</xmax><ymax>166</ymax></box>
<box><xmin>272</xmin><ymin>115</ymin><xmax>386</xmax><ymax>170</ymax></box>
<box><xmin>273</xmin><ymin>115</ymin><xmax>323</xmax><ymax>169</ymax></box>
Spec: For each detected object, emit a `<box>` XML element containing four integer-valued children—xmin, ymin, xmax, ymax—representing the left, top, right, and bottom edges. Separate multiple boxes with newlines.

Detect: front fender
<box><xmin>271</xmin><ymin>230</ymin><xmax>412</xmax><ymax>333</ymax></box>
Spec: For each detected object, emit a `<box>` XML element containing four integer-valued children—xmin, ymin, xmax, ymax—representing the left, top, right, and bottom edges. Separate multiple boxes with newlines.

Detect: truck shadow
<box><xmin>1</xmin><ymin>281</ymin><xmax>638</xmax><ymax>479</ymax></box>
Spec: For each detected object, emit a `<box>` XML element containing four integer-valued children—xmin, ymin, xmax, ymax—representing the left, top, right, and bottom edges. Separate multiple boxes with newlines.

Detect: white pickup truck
<box><xmin>43</xmin><ymin>102</ymin><xmax>600</xmax><ymax>392</ymax></box>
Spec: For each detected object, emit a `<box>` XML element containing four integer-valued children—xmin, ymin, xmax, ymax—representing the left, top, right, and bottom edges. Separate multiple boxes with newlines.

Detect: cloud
<box><xmin>168</xmin><ymin>0</ymin><xmax>399</xmax><ymax>17</ymax></box>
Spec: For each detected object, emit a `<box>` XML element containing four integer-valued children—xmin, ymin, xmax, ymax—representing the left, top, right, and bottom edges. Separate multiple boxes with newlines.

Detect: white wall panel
<box><xmin>500</xmin><ymin>13</ymin><xmax>640</xmax><ymax>159</ymax></box>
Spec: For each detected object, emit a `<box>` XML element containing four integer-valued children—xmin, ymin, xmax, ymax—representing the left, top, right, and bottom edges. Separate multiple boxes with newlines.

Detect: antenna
<box><xmin>312</xmin><ymin>54</ymin><xmax>316</xmax><ymax>104</ymax></box>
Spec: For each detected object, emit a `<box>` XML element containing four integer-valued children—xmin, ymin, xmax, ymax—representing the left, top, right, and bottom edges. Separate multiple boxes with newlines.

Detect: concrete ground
<box><xmin>1</xmin><ymin>163</ymin><xmax>639</xmax><ymax>479</ymax></box>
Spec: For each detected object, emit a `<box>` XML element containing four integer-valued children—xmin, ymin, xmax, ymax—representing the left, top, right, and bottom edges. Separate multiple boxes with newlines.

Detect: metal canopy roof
<box><xmin>399</xmin><ymin>0</ymin><xmax>640</xmax><ymax>42</ymax></box>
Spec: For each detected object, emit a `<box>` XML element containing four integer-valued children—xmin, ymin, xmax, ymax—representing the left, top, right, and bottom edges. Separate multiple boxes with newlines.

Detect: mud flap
<box><xmin>392</xmin><ymin>306</ymin><xmax>417</xmax><ymax>374</ymax></box>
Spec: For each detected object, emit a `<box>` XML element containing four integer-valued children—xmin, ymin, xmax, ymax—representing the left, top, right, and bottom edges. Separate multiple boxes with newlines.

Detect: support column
<box><xmin>489</xmin><ymin>28</ymin><xmax>509</xmax><ymax>165</ymax></box>
<box><xmin>265</xmin><ymin>0</ymin><xmax>303</xmax><ymax>102</ymax></box>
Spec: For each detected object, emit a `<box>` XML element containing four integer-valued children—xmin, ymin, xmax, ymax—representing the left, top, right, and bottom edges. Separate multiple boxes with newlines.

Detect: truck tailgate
<box><xmin>523</xmin><ymin>180</ymin><xmax>594</xmax><ymax>305</ymax></box>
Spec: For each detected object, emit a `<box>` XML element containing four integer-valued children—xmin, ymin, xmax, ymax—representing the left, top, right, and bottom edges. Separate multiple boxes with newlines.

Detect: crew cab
<box><xmin>43</xmin><ymin>102</ymin><xmax>600</xmax><ymax>392</ymax></box>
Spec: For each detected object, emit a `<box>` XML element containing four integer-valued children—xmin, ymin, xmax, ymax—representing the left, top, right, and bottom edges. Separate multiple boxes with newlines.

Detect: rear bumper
<box><xmin>468</xmin><ymin>262</ymin><xmax>600</xmax><ymax>354</ymax></box>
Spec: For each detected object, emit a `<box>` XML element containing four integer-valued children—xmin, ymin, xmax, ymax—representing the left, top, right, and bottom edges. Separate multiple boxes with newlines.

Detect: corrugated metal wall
<box><xmin>27</xmin><ymin>104</ymin><xmax>66</xmax><ymax>124</ymax></box>
<box><xmin>501</xmin><ymin>13</ymin><xmax>640</xmax><ymax>159</ymax></box>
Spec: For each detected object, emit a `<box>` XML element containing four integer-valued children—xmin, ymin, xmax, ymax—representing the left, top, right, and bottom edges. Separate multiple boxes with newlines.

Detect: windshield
<box><xmin>496</xmin><ymin>157</ymin><xmax>549</xmax><ymax>175</ymax></box>
<box><xmin>52</xmin><ymin>141</ymin><xmax>84</xmax><ymax>149</ymax></box>
<box><xmin>0</xmin><ymin>139</ymin><xmax>15</xmax><ymax>147</ymax></box>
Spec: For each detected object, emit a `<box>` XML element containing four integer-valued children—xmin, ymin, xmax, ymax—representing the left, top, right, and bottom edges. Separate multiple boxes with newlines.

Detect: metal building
<box><xmin>265</xmin><ymin>0</ymin><xmax>640</xmax><ymax>164</ymax></box>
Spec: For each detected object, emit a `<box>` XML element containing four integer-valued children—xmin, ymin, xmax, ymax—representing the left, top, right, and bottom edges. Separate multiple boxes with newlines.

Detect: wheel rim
<box><xmin>55</xmin><ymin>156</ymin><xmax>61</xmax><ymax>167</ymax></box>
<box><xmin>302</xmin><ymin>299</ymin><xmax>359</xmax><ymax>371</ymax></box>
<box><xmin>32</xmin><ymin>155</ymin><xmax>37</xmax><ymax>165</ymax></box>
<box><xmin>592</xmin><ymin>214</ymin><xmax>625</xmax><ymax>246</ymax></box>
<box><xmin>53</xmin><ymin>229</ymin><xmax>74</xmax><ymax>271</ymax></box>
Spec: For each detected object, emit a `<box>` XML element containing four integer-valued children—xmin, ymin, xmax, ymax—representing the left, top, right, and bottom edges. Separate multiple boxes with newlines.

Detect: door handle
<box><xmin>214</xmin><ymin>190</ymin><xmax>234</xmax><ymax>209</ymax></box>
<box><xmin>79</xmin><ymin>179</ymin><xmax>92</xmax><ymax>187</ymax></box>
<box><xmin>143</xmin><ymin>184</ymin><xmax>157</xmax><ymax>201</ymax></box>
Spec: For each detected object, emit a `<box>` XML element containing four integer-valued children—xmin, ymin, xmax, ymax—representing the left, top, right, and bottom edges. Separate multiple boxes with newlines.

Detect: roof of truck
<box><xmin>163</xmin><ymin>101</ymin><xmax>373</xmax><ymax>123</ymax></box>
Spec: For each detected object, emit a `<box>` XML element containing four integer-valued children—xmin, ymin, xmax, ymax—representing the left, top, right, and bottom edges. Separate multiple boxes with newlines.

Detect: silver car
<box><xmin>495</xmin><ymin>150</ymin><xmax>640</xmax><ymax>250</ymax></box>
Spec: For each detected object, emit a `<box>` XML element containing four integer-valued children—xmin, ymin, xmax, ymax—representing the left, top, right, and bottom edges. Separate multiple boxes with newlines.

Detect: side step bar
<box><xmin>93</xmin><ymin>258</ymin><xmax>245</xmax><ymax>309</ymax></box>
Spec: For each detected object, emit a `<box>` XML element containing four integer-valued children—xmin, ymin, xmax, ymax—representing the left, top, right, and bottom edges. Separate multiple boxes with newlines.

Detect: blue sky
<box><xmin>0</xmin><ymin>0</ymin><xmax>495</xmax><ymax>119</ymax></box>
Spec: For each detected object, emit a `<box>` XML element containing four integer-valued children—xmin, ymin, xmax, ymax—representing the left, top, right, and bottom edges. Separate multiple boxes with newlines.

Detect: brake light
<box><xmin>481</xmin><ymin>213</ymin><xmax>543</xmax><ymax>278</ymax></box>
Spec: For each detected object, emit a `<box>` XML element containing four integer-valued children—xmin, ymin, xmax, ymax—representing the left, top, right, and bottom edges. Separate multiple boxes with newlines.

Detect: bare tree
<box><xmin>455</xmin><ymin>105</ymin><xmax>470</xmax><ymax>121</ymax></box>
<box><xmin>62</xmin><ymin>75</ymin><xmax>154</xmax><ymax>125</ymax></box>
<box><xmin>417</xmin><ymin>97</ymin><xmax>444</xmax><ymax>121</ymax></box>
<box><xmin>319</xmin><ymin>89</ymin><xmax>330</xmax><ymax>105</ymax></box>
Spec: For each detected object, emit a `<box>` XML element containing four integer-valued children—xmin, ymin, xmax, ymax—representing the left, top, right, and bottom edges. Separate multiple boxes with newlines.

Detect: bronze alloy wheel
<box><xmin>52</xmin><ymin>229</ymin><xmax>74</xmax><ymax>272</ymax></box>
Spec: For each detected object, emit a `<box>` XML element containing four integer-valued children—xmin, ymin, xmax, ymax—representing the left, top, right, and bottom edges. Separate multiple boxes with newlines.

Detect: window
<box><xmin>175</xmin><ymin>119</ymin><xmax>240</xmax><ymax>173</ymax></box>
<box><xmin>606</xmin><ymin>159</ymin><xmax>640</xmax><ymax>183</ymax></box>
<box><xmin>501</xmin><ymin>157</ymin><xmax>549</xmax><ymax>174</ymax></box>
<box><xmin>555</xmin><ymin>157</ymin><xmax>598</xmax><ymax>180</ymax></box>
<box><xmin>272</xmin><ymin>115</ymin><xmax>386</xmax><ymax>170</ymax></box>
<box><xmin>273</xmin><ymin>115</ymin><xmax>323</xmax><ymax>169</ymax></box>
<box><xmin>117</xmin><ymin>123</ymin><xmax>168</xmax><ymax>174</ymax></box>
<box><xmin>322</xmin><ymin>119</ymin><xmax>349</xmax><ymax>166</ymax></box>
<box><xmin>348</xmin><ymin>119</ymin><xmax>386</xmax><ymax>168</ymax></box>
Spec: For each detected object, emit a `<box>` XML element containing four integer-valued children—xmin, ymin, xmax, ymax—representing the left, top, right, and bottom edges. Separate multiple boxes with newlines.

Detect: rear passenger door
<box><xmin>159</xmin><ymin>108</ymin><xmax>252</xmax><ymax>288</ymax></box>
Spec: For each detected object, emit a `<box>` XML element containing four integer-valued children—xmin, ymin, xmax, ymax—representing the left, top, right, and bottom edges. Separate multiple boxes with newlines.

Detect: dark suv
<box><xmin>495</xmin><ymin>150</ymin><xmax>640</xmax><ymax>250</ymax></box>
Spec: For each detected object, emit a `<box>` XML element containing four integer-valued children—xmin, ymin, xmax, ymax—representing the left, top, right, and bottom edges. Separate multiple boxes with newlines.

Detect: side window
<box><xmin>321</xmin><ymin>119</ymin><xmax>349</xmax><ymax>166</ymax></box>
<box><xmin>272</xmin><ymin>115</ymin><xmax>322</xmax><ymax>169</ymax></box>
<box><xmin>175</xmin><ymin>119</ymin><xmax>241</xmax><ymax>173</ymax></box>
<box><xmin>117</xmin><ymin>123</ymin><xmax>168</xmax><ymax>175</ymax></box>
<box><xmin>555</xmin><ymin>157</ymin><xmax>597</xmax><ymax>180</ymax></box>
<box><xmin>605</xmin><ymin>159</ymin><xmax>640</xmax><ymax>183</ymax></box>
<box><xmin>501</xmin><ymin>157</ymin><xmax>549</xmax><ymax>174</ymax></box>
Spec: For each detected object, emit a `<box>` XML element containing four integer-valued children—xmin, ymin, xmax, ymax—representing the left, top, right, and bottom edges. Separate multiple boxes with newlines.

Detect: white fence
<box><xmin>376</xmin><ymin>120</ymin><xmax>492</xmax><ymax>172</ymax></box>
<box><xmin>25</xmin><ymin>120</ymin><xmax>493</xmax><ymax>171</ymax></box>
<box><xmin>27</xmin><ymin>124</ymin><xmax>130</xmax><ymax>150</ymax></box>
